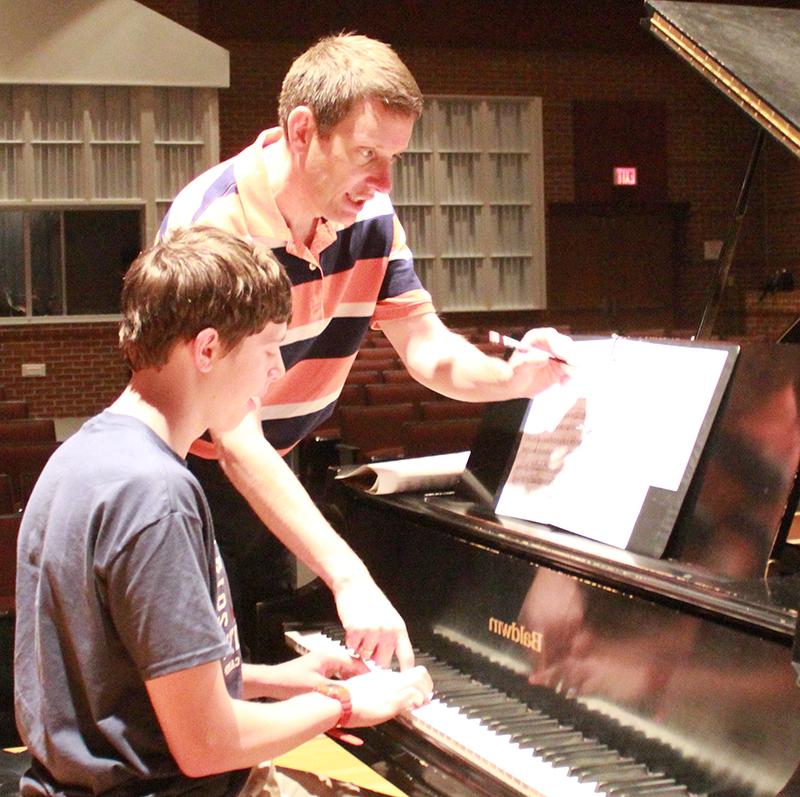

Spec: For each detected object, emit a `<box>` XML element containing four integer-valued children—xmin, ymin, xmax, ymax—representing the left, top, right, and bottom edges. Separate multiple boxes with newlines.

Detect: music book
<box><xmin>482</xmin><ymin>336</ymin><xmax>738</xmax><ymax>557</ymax></box>
<box><xmin>336</xmin><ymin>450</ymin><xmax>470</xmax><ymax>495</ymax></box>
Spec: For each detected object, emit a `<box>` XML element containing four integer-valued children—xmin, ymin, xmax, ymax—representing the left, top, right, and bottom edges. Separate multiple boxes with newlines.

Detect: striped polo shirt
<box><xmin>159</xmin><ymin>128</ymin><xmax>435</xmax><ymax>457</ymax></box>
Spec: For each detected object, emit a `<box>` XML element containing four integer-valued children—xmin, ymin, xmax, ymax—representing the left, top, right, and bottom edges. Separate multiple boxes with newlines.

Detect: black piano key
<box><xmin>539</xmin><ymin>741</ymin><xmax>611</xmax><ymax>764</ymax></box>
<box><xmin>460</xmin><ymin>702</ymin><xmax>531</xmax><ymax>720</ymax></box>
<box><xmin>506</xmin><ymin>724</ymin><xmax>573</xmax><ymax>745</ymax></box>
<box><xmin>555</xmin><ymin>749</ymin><xmax>623</xmax><ymax>773</ymax></box>
<box><xmin>434</xmin><ymin>683</ymin><xmax>495</xmax><ymax>698</ymax></box>
<box><xmin>589</xmin><ymin>766</ymin><xmax>672</xmax><ymax>793</ymax></box>
<box><xmin>607</xmin><ymin>778</ymin><xmax>682</xmax><ymax>796</ymax></box>
<box><xmin>572</xmin><ymin>757</ymin><xmax>638</xmax><ymax>782</ymax></box>
<box><xmin>514</xmin><ymin>729</ymin><xmax>586</xmax><ymax>750</ymax></box>
<box><xmin>413</xmin><ymin>653</ymin><xmax>455</xmax><ymax>668</ymax></box>
<box><xmin>484</xmin><ymin>715</ymin><xmax>561</xmax><ymax>734</ymax></box>
<box><xmin>598</xmin><ymin>770</ymin><xmax>667</xmax><ymax>790</ymax></box>
<box><xmin>623</xmin><ymin>789</ymin><xmax>688</xmax><ymax>797</ymax></box>
<box><xmin>433</xmin><ymin>676</ymin><xmax>495</xmax><ymax>689</ymax></box>
<box><xmin>436</xmin><ymin>690</ymin><xmax>501</xmax><ymax>705</ymax></box>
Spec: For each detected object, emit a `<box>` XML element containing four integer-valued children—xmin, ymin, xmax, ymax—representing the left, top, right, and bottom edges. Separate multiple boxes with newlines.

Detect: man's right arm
<box><xmin>211</xmin><ymin>404</ymin><xmax>415</xmax><ymax>669</ymax></box>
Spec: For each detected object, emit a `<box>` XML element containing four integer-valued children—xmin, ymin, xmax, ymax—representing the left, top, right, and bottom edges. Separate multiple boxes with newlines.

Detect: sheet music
<box><xmin>495</xmin><ymin>337</ymin><xmax>732</xmax><ymax>550</ymax></box>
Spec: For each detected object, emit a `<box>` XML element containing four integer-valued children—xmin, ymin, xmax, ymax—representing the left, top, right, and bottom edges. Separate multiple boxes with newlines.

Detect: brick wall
<box><xmin>0</xmin><ymin>324</ymin><xmax>128</xmax><ymax>418</ymax></box>
<box><xmin>4</xmin><ymin>0</ymin><xmax>798</xmax><ymax>418</ymax></box>
<box><xmin>745</xmin><ymin>290</ymin><xmax>800</xmax><ymax>342</ymax></box>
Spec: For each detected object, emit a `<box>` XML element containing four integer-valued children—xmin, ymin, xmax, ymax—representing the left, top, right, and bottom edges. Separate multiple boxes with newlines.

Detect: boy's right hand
<box><xmin>342</xmin><ymin>666</ymin><xmax>433</xmax><ymax>727</ymax></box>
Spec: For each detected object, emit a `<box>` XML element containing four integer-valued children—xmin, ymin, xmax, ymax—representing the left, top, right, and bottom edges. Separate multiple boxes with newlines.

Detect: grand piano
<box><xmin>288</xmin><ymin>4</ymin><xmax>800</xmax><ymax>796</ymax></box>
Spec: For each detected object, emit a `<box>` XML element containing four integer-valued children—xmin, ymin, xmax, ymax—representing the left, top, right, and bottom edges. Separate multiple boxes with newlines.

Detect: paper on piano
<box><xmin>335</xmin><ymin>450</ymin><xmax>470</xmax><ymax>495</ymax></box>
<box><xmin>494</xmin><ymin>337</ymin><xmax>735</xmax><ymax>554</ymax></box>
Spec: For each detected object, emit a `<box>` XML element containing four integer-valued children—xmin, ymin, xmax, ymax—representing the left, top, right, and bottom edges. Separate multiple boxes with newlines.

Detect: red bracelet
<box><xmin>313</xmin><ymin>683</ymin><xmax>352</xmax><ymax>728</ymax></box>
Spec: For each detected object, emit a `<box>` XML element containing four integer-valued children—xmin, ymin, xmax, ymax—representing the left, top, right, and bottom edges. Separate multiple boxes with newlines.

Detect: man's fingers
<box><xmin>394</xmin><ymin>631</ymin><xmax>415</xmax><ymax>671</ymax></box>
<box><xmin>346</xmin><ymin>628</ymin><xmax>379</xmax><ymax>666</ymax></box>
<box><xmin>370</xmin><ymin>634</ymin><xmax>399</xmax><ymax>671</ymax></box>
<box><xmin>344</xmin><ymin>626</ymin><xmax>414</xmax><ymax>671</ymax></box>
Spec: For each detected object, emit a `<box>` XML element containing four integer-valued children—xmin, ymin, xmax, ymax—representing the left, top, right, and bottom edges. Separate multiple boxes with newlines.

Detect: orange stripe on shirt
<box><xmin>262</xmin><ymin>357</ymin><xmax>356</xmax><ymax>409</ymax></box>
<box><xmin>287</xmin><ymin>258</ymin><xmax>389</xmax><ymax>329</ymax></box>
<box><xmin>373</xmin><ymin>289</ymin><xmax>436</xmax><ymax>325</ymax></box>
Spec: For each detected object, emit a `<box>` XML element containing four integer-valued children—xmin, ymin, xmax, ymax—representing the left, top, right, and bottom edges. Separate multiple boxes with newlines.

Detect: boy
<box><xmin>14</xmin><ymin>226</ymin><xmax>432</xmax><ymax>796</ymax></box>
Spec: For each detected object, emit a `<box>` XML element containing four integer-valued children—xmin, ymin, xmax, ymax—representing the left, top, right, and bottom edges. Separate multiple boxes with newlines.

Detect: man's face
<box><xmin>302</xmin><ymin>98</ymin><xmax>415</xmax><ymax>226</ymax></box>
<box><xmin>212</xmin><ymin>320</ymin><xmax>287</xmax><ymax>431</ymax></box>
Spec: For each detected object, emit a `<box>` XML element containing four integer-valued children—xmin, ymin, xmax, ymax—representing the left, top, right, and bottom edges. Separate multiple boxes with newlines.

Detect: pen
<box><xmin>487</xmin><ymin>330</ymin><xmax>573</xmax><ymax>367</ymax></box>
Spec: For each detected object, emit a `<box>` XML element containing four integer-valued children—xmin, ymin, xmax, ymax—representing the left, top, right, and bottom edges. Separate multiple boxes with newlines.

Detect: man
<box><xmin>160</xmin><ymin>33</ymin><xmax>573</xmax><ymax>669</ymax></box>
<box><xmin>14</xmin><ymin>226</ymin><xmax>433</xmax><ymax>797</ymax></box>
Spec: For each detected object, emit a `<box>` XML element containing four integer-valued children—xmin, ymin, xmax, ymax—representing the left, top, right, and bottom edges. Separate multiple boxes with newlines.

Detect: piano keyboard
<box><xmin>285</xmin><ymin>627</ymin><xmax>694</xmax><ymax>797</ymax></box>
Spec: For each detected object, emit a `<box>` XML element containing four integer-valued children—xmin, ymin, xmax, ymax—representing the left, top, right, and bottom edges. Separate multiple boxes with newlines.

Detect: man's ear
<box><xmin>192</xmin><ymin>327</ymin><xmax>221</xmax><ymax>374</ymax></box>
<box><xmin>285</xmin><ymin>106</ymin><xmax>317</xmax><ymax>153</ymax></box>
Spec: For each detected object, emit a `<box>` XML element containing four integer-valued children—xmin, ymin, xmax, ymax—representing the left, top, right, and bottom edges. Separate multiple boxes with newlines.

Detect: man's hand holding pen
<box><xmin>490</xmin><ymin>327</ymin><xmax>576</xmax><ymax>398</ymax></box>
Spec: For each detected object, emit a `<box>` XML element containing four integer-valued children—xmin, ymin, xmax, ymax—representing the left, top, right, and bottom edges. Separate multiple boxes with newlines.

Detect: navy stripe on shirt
<box><xmin>322</xmin><ymin>214</ymin><xmax>395</xmax><ymax>273</ymax></box>
<box><xmin>157</xmin><ymin>163</ymin><xmax>238</xmax><ymax>239</ymax></box>
<box><xmin>193</xmin><ymin>164</ymin><xmax>238</xmax><ymax>225</ymax></box>
<box><xmin>378</xmin><ymin>256</ymin><xmax>423</xmax><ymax>300</ymax></box>
<box><xmin>272</xmin><ymin>214</ymin><xmax>396</xmax><ymax>287</ymax></box>
<box><xmin>264</xmin><ymin>406</ymin><xmax>335</xmax><ymax>451</ymax></box>
<box><xmin>281</xmin><ymin>317</ymin><xmax>372</xmax><ymax>370</ymax></box>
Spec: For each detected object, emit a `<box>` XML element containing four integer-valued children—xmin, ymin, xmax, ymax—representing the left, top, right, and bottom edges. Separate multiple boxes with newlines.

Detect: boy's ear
<box><xmin>285</xmin><ymin>106</ymin><xmax>316</xmax><ymax>153</ymax></box>
<box><xmin>192</xmin><ymin>327</ymin><xmax>221</xmax><ymax>374</ymax></box>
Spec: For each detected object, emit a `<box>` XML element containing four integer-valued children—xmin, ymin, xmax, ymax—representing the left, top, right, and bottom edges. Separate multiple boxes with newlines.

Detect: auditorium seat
<box><xmin>381</xmin><ymin>369</ymin><xmax>415</xmax><ymax>383</ymax></box>
<box><xmin>0</xmin><ymin>441</ymin><xmax>60</xmax><ymax>509</ymax></box>
<box><xmin>0</xmin><ymin>513</ymin><xmax>20</xmax><ymax>613</ymax></box>
<box><xmin>401</xmin><ymin>417</ymin><xmax>481</xmax><ymax>458</ymax></box>
<box><xmin>356</xmin><ymin>347</ymin><xmax>400</xmax><ymax>361</ymax></box>
<box><xmin>297</xmin><ymin>385</ymin><xmax>366</xmax><ymax>496</ymax></box>
<box><xmin>337</xmin><ymin>403</ymin><xmax>417</xmax><ymax>463</ymax></box>
<box><xmin>0</xmin><ymin>476</ymin><xmax>13</xmax><ymax>515</ymax></box>
<box><xmin>344</xmin><ymin>369</ymin><xmax>381</xmax><ymax>386</ymax></box>
<box><xmin>420</xmin><ymin>400</ymin><xmax>486</xmax><ymax>420</ymax></box>
<box><xmin>313</xmin><ymin>384</ymin><xmax>367</xmax><ymax>438</ymax></box>
<box><xmin>0</xmin><ymin>513</ymin><xmax>22</xmax><ymax>750</ymax></box>
<box><xmin>0</xmin><ymin>418</ymin><xmax>56</xmax><ymax>444</ymax></box>
<box><xmin>365</xmin><ymin>382</ymin><xmax>441</xmax><ymax>406</ymax></box>
<box><xmin>363</xmin><ymin>330</ymin><xmax>393</xmax><ymax>348</ymax></box>
<box><xmin>349</xmin><ymin>358</ymin><xmax>396</xmax><ymax>373</ymax></box>
<box><xmin>0</xmin><ymin>401</ymin><xmax>28</xmax><ymax>420</ymax></box>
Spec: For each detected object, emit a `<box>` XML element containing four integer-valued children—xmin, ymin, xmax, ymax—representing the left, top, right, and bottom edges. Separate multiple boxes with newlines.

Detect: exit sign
<box><xmin>613</xmin><ymin>166</ymin><xmax>638</xmax><ymax>186</ymax></box>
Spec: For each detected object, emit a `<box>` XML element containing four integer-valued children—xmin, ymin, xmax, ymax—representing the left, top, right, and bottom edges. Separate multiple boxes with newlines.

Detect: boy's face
<box><xmin>301</xmin><ymin>98</ymin><xmax>415</xmax><ymax>226</ymax></box>
<box><xmin>211</xmin><ymin>321</ymin><xmax>287</xmax><ymax>432</ymax></box>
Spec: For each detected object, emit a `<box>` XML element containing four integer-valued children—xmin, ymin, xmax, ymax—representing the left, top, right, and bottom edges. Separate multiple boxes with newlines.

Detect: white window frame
<box><xmin>0</xmin><ymin>84</ymin><xmax>219</xmax><ymax>324</ymax></box>
<box><xmin>392</xmin><ymin>95</ymin><xmax>546</xmax><ymax>312</ymax></box>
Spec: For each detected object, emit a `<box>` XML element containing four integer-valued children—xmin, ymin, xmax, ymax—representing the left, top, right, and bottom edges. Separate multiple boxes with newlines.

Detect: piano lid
<box><xmin>644</xmin><ymin>1</ymin><xmax>800</xmax><ymax>158</ymax></box>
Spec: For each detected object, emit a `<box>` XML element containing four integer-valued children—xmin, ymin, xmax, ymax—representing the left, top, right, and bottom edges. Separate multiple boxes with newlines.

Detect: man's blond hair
<box><xmin>119</xmin><ymin>226</ymin><xmax>292</xmax><ymax>371</ymax></box>
<box><xmin>278</xmin><ymin>33</ymin><xmax>423</xmax><ymax>135</ymax></box>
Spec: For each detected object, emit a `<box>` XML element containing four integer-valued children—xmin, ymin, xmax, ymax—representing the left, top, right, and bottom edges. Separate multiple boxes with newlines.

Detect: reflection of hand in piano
<box><xmin>518</xmin><ymin>568</ymin><xmax>696</xmax><ymax>713</ymax></box>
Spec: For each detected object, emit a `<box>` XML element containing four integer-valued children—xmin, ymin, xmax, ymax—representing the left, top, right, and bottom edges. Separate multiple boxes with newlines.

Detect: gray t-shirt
<box><xmin>14</xmin><ymin>411</ymin><xmax>247</xmax><ymax>796</ymax></box>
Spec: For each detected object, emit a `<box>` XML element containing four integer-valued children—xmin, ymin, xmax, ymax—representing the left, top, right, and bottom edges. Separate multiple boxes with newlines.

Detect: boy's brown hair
<box><xmin>119</xmin><ymin>226</ymin><xmax>292</xmax><ymax>371</ymax></box>
<box><xmin>278</xmin><ymin>33</ymin><xmax>423</xmax><ymax>135</ymax></box>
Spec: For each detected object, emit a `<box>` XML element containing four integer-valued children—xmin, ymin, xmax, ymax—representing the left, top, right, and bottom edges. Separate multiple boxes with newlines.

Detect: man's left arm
<box><xmin>212</xmin><ymin>408</ymin><xmax>414</xmax><ymax>670</ymax></box>
<box><xmin>380</xmin><ymin>312</ymin><xmax>574</xmax><ymax>402</ymax></box>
